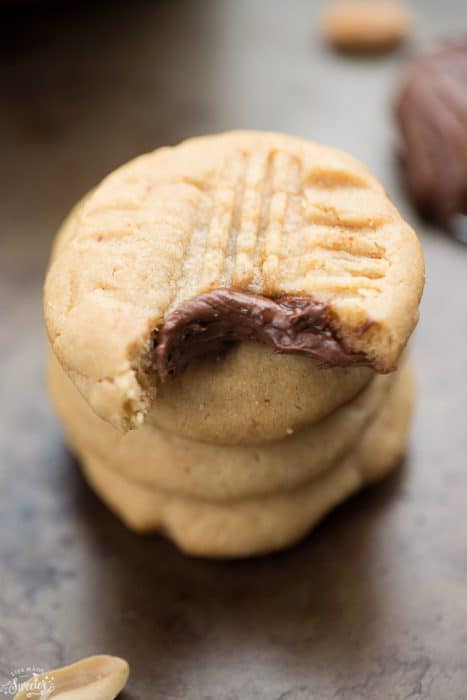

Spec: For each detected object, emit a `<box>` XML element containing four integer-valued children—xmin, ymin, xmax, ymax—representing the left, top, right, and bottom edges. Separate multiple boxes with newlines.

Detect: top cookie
<box><xmin>45</xmin><ymin>131</ymin><xmax>424</xmax><ymax>432</ymax></box>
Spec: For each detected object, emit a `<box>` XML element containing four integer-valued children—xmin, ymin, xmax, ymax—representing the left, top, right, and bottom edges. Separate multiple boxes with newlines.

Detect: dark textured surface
<box><xmin>1</xmin><ymin>1</ymin><xmax>467</xmax><ymax>698</ymax></box>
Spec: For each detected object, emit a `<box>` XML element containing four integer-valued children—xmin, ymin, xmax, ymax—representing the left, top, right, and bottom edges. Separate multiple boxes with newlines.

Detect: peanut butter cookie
<box><xmin>45</xmin><ymin>131</ymin><xmax>423</xmax><ymax>433</ymax></box>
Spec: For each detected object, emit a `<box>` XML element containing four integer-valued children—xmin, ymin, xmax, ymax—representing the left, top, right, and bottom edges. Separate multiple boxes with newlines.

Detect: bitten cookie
<box><xmin>49</xmin><ymin>196</ymin><xmax>375</xmax><ymax>446</ymax></box>
<box><xmin>45</xmin><ymin>131</ymin><xmax>424</xmax><ymax>433</ymax></box>
<box><xmin>50</xmin><ymin>200</ymin><xmax>373</xmax><ymax>445</ymax></box>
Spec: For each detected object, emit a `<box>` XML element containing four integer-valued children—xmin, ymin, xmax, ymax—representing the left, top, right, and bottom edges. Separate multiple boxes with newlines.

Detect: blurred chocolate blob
<box><xmin>395</xmin><ymin>38</ymin><xmax>467</xmax><ymax>236</ymax></box>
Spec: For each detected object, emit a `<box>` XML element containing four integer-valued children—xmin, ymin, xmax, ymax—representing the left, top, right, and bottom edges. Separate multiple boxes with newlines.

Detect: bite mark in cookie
<box><xmin>154</xmin><ymin>288</ymin><xmax>376</xmax><ymax>381</ymax></box>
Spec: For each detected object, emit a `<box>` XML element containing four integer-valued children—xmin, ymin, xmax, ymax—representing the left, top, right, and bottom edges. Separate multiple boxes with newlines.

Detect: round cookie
<box><xmin>49</xmin><ymin>349</ymin><xmax>404</xmax><ymax>501</ymax></box>
<box><xmin>50</xmin><ymin>201</ymin><xmax>373</xmax><ymax>445</ymax></box>
<box><xmin>79</xmin><ymin>363</ymin><xmax>414</xmax><ymax>557</ymax></box>
<box><xmin>320</xmin><ymin>0</ymin><xmax>412</xmax><ymax>53</ymax></box>
<box><xmin>45</xmin><ymin>131</ymin><xmax>424</xmax><ymax>433</ymax></box>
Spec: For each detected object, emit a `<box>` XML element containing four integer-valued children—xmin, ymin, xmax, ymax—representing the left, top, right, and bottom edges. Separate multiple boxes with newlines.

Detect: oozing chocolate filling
<box><xmin>153</xmin><ymin>289</ymin><xmax>373</xmax><ymax>381</ymax></box>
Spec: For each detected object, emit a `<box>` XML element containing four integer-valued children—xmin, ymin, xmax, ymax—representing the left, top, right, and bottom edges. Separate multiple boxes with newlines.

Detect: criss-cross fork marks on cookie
<box><xmin>80</xmin><ymin>138</ymin><xmax>392</xmax><ymax>317</ymax></box>
<box><xmin>196</xmin><ymin>148</ymin><xmax>390</xmax><ymax>300</ymax></box>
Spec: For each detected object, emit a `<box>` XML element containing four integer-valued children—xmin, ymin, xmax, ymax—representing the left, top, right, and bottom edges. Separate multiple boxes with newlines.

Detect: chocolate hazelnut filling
<box><xmin>153</xmin><ymin>289</ymin><xmax>374</xmax><ymax>381</ymax></box>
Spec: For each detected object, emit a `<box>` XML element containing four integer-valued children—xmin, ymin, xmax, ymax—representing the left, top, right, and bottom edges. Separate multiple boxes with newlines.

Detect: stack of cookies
<box><xmin>45</xmin><ymin>131</ymin><xmax>424</xmax><ymax>557</ymax></box>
